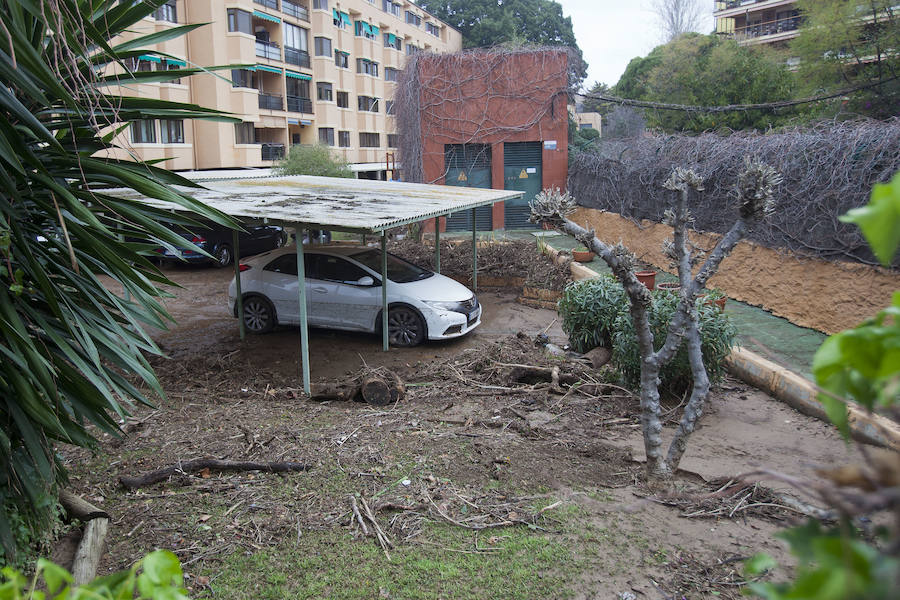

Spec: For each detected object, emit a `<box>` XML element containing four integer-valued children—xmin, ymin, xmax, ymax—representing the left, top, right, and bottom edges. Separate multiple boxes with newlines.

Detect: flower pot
<box><xmin>657</xmin><ymin>282</ymin><xmax>680</xmax><ymax>293</ymax></box>
<box><xmin>635</xmin><ymin>270</ymin><xmax>656</xmax><ymax>291</ymax></box>
<box><xmin>572</xmin><ymin>249</ymin><xmax>594</xmax><ymax>262</ymax></box>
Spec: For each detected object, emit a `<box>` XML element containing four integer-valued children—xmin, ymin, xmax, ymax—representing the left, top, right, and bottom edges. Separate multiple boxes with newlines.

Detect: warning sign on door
<box><xmin>457</xmin><ymin>171</ymin><xmax>467</xmax><ymax>182</ymax></box>
<box><xmin>519</xmin><ymin>169</ymin><xmax>528</xmax><ymax>179</ymax></box>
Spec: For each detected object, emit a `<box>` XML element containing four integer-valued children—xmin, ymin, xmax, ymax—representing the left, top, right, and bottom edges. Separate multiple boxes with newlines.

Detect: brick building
<box><xmin>400</xmin><ymin>49</ymin><xmax>570</xmax><ymax>231</ymax></box>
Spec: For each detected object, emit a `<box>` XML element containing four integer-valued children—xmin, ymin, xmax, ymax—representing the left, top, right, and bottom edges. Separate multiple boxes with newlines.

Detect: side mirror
<box><xmin>356</xmin><ymin>276</ymin><xmax>375</xmax><ymax>286</ymax></box>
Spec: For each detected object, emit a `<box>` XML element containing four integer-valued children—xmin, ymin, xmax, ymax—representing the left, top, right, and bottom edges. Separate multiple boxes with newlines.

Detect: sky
<box><xmin>555</xmin><ymin>0</ymin><xmax>715</xmax><ymax>90</ymax></box>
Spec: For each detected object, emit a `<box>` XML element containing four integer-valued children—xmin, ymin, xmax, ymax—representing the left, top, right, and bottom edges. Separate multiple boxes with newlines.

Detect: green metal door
<box><xmin>444</xmin><ymin>144</ymin><xmax>493</xmax><ymax>232</ymax></box>
<box><xmin>503</xmin><ymin>142</ymin><xmax>542</xmax><ymax>229</ymax></box>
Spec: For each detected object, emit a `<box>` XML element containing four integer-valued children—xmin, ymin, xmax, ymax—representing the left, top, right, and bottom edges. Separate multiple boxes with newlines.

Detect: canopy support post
<box><xmin>471</xmin><ymin>209</ymin><xmax>477</xmax><ymax>291</ymax></box>
<box><xmin>381</xmin><ymin>232</ymin><xmax>389</xmax><ymax>351</ymax></box>
<box><xmin>434</xmin><ymin>217</ymin><xmax>440</xmax><ymax>274</ymax></box>
<box><xmin>296</xmin><ymin>230</ymin><xmax>311</xmax><ymax>395</ymax></box>
<box><xmin>233</xmin><ymin>230</ymin><xmax>245</xmax><ymax>341</ymax></box>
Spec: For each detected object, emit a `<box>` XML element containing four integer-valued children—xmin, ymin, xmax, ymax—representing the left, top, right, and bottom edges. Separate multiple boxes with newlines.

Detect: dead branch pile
<box><xmin>389</xmin><ymin>239</ymin><xmax>572</xmax><ymax>291</ymax></box>
<box><xmin>568</xmin><ymin>119</ymin><xmax>900</xmax><ymax>267</ymax></box>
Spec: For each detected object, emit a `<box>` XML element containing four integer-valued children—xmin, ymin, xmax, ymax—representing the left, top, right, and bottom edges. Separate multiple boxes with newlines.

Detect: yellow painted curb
<box><xmin>540</xmin><ymin>240</ymin><xmax>900</xmax><ymax>450</ymax></box>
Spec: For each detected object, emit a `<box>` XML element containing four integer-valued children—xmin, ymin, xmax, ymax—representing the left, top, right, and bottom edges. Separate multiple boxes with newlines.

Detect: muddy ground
<box><xmin>58</xmin><ymin>261</ymin><xmax>863</xmax><ymax>599</ymax></box>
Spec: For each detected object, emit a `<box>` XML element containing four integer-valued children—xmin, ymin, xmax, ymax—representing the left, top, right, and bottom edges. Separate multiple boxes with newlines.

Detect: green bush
<box><xmin>276</xmin><ymin>144</ymin><xmax>354</xmax><ymax>178</ymax></box>
<box><xmin>558</xmin><ymin>277</ymin><xmax>737</xmax><ymax>393</ymax></box>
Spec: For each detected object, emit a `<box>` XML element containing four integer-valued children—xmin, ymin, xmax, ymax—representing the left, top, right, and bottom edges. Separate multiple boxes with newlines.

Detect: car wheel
<box><xmin>214</xmin><ymin>244</ymin><xmax>232</xmax><ymax>267</ymax></box>
<box><xmin>242</xmin><ymin>296</ymin><xmax>276</xmax><ymax>334</ymax></box>
<box><xmin>275</xmin><ymin>231</ymin><xmax>287</xmax><ymax>247</ymax></box>
<box><xmin>387</xmin><ymin>306</ymin><xmax>425</xmax><ymax>347</ymax></box>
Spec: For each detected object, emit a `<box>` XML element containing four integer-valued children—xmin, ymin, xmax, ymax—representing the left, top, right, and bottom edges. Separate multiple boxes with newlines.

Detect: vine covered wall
<box><xmin>568</xmin><ymin>119</ymin><xmax>900</xmax><ymax>267</ymax></box>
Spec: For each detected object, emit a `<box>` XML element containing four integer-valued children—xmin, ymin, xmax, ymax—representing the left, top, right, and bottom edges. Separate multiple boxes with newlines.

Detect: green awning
<box><xmin>164</xmin><ymin>58</ymin><xmax>186</xmax><ymax>67</ymax></box>
<box><xmin>336</xmin><ymin>50</ymin><xmax>350</xmax><ymax>56</ymax></box>
<box><xmin>333</xmin><ymin>9</ymin><xmax>350</xmax><ymax>26</ymax></box>
<box><xmin>256</xmin><ymin>64</ymin><xmax>283</xmax><ymax>74</ymax></box>
<box><xmin>138</xmin><ymin>54</ymin><xmax>161</xmax><ymax>63</ymax></box>
<box><xmin>253</xmin><ymin>10</ymin><xmax>281</xmax><ymax>23</ymax></box>
<box><xmin>387</xmin><ymin>33</ymin><xmax>396</xmax><ymax>44</ymax></box>
<box><xmin>286</xmin><ymin>70</ymin><xmax>311</xmax><ymax>80</ymax></box>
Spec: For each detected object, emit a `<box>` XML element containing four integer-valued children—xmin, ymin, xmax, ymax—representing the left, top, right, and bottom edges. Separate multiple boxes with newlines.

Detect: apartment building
<box><xmin>714</xmin><ymin>1</ymin><xmax>801</xmax><ymax>46</ymax></box>
<box><xmin>107</xmin><ymin>0</ymin><xmax>461</xmax><ymax>174</ymax></box>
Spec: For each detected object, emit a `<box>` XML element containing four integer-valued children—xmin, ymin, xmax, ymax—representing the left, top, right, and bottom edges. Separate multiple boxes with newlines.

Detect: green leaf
<box><xmin>840</xmin><ymin>171</ymin><xmax>900</xmax><ymax>267</ymax></box>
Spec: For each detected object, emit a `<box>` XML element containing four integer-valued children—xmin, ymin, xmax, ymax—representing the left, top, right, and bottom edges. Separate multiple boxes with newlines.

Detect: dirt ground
<box><xmin>58</xmin><ymin>262</ymin><xmax>865</xmax><ymax>599</ymax></box>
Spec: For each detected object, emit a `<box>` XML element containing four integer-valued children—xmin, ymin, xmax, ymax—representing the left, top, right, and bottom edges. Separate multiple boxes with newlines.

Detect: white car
<box><xmin>227</xmin><ymin>245</ymin><xmax>481</xmax><ymax>347</ymax></box>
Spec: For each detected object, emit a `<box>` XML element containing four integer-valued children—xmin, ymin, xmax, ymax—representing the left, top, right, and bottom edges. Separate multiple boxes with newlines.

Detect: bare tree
<box><xmin>531</xmin><ymin>159</ymin><xmax>782</xmax><ymax>480</ymax></box>
<box><xmin>650</xmin><ymin>0</ymin><xmax>706</xmax><ymax>42</ymax></box>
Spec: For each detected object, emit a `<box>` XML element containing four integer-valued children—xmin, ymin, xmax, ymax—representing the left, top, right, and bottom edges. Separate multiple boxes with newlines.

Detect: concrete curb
<box><xmin>540</xmin><ymin>241</ymin><xmax>900</xmax><ymax>450</ymax></box>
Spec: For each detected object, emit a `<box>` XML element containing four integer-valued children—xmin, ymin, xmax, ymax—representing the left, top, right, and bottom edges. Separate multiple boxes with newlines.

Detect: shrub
<box><xmin>559</xmin><ymin>278</ymin><xmax>737</xmax><ymax>393</ymax></box>
<box><xmin>276</xmin><ymin>144</ymin><xmax>353</xmax><ymax>178</ymax></box>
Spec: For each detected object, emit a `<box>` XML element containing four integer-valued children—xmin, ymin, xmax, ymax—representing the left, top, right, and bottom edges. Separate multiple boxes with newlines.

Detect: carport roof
<box><xmin>109</xmin><ymin>175</ymin><xmax>524</xmax><ymax>233</ymax></box>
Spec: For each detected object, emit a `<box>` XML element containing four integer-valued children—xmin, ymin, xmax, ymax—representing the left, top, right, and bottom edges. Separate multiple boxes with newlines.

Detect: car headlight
<box><xmin>423</xmin><ymin>298</ymin><xmax>477</xmax><ymax>314</ymax></box>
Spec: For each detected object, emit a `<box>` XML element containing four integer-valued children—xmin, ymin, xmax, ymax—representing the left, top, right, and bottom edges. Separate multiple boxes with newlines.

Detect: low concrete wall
<box><xmin>571</xmin><ymin>208</ymin><xmax>899</xmax><ymax>334</ymax></box>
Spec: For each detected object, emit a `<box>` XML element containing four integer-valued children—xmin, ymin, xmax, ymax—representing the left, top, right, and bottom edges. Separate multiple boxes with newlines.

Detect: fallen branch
<box><xmin>119</xmin><ymin>459</ymin><xmax>312</xmax><ymax>490</ymax></box>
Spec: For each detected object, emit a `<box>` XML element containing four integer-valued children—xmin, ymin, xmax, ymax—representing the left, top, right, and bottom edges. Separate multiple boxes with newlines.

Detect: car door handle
<box><xmin>312</xmin><ymin>286</ymin><xmax>328</xmax><ymax>293</ymax></box>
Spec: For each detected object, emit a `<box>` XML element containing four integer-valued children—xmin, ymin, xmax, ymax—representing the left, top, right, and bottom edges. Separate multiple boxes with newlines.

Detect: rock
<box><xmin>585</xmin><ymin>346</ymin><xmax>612</xmax><ymax>369</ymax></box>
<box><xmin>526</xmin><ymin>410</ymin><xmax>556</xmax><ymax>429</ymax></box>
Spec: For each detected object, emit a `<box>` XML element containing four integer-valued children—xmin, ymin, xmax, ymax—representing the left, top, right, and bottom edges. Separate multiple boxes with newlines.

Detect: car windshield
<box><xmin>350</xmin><ymin>249</ymin><xmax>433</xmax><ymax>283</ymax></box>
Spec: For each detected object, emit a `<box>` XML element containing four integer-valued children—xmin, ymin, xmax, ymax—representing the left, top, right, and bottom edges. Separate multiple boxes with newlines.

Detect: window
<box><xmin>359</xmin><ymin>132</ymin><xmax>380</xmax><ymax>147</ymax></box>
<box><xmin>385</xmin><ymin>100</ymin><xmax>395</xmax><ymax>115</ymax></box>
<box><xmin>334</xmin><ymin>50</ymin><xmax>349</xmax><ymax>68</ymax></box>
<box><xmin>235</xmin><ymin>122</ymin><xmax>256</xmax><ymax>144</ymax></box>
<box><xmin>356</xmin><ymin>58</ymin><xmax>378</xmax><ymax>77</ymax></box>
<box><xmin>357</xmin><ymin>95</ymin><xmax>378</xmax><ymax>112</ymax></box>
<box><xmin>405</xmin><ymin>11</ymin><xmax>420</xmax><ymax>27</ymax></box>
<box><xmin>160</xmin><ymin>120</ymin><xmax>184</xmax><ymax>144</ymax></box>
<box><xmin>318</xmin><ymin>127</ymin><xmax>335</xmax><ymax>146</ymax></box>
<box><xmin>385</xmin><ymin>67</ymin><xmax>399</xmax><ymax>82</ymax></box>
<box><xmin>406</xmin><ymin>43</ymin><xmax>419</xmax><ymax>55</ymax></box>
<box><xmin>284</xmin><ymin>23</ymin><xmax>308</xmax><ymax>52</ymax></box>
<box><xmin>336</xmin><ymin>91</ymin><xmax>349</xmax><ymax>108</ymax></box>
<box><xmin>338</xmin><ymin>130</ymin><xmax>351</xmax><ymax>147</ymax></box>
<box><xmin>317</xmin><ymin>81</ymin><xmax>333</xmax><ymax>101</ymax></box>
<box><xmin>383</xmin><ymin>32</ymin><xmax>402</xmax><ymax>51</ymax></box>
<box><xmin>425</xmin><ymin>22</ymin><xmax>440</xmax><ymax>37</ymax></box>
<box><xmin>231</xmin><ymin>68</ymin><xmax>256</xmax><ymax>88</ymax></box>
<box><xmin>282</xmin><ymin>1</ymin><xmax>309</xmax><ymax>21</ymax></box>
<box><xmin>314</xmin><ymin>36</ymin><xmax>332</xmax><ymax>56</ymax></box>
<box><xmin>313</xmin><ymin>0</ymin><xmax>328</xmax><ymax>10</ymax></box>
<box><xmin>333</xmin><ymin>9</ymin><xmax>350</xmax><ymax>28</ymax></box>
<box><xmin>161</xmin><ymin>59</ymin><xmax>183</xmax><ymax>84</ymax></box>
<box><xmin>579</xmin><ymin>123</ymin><xmax>593</xmax><ymax>130</ymax></box>
<box><xmin>154</xmin><ymin>0</ymin><xmax>176</xmax><ymax>23</ymax></box>
<box><xmin>316</xmin><ymin>256</ymin><xmax>368</xmax><ymax>284</ymax></box>
<box><xmin>354</xmin><ymin>20</ymin><xmax>378</xmax><ymax>40</ymax></box>
<box><xmin>382</xmin><ymin>1</ymin><xmax>401</xmax><ymax>17</ymax></box>
<box><xmin>227</xmin><ymin>9</ymin><xmax>252</xmax><ymax>34</ymax></box>
<box><xmin>131</xmin><ymin>120</ymin><xmax>156</xmax><ymax>144</ymax></box>
<box><xmin>286</xmin><ymin>77</ymin><xmax>310</xmax><ymax>98</ymax></box>
<box><xmin>387</xmin><ymin>134</ymin><xmax>398</xmax><ymax>147</ymax></box>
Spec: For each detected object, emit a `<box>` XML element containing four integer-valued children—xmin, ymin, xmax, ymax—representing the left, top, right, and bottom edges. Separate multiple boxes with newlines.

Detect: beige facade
<box><xmin>107</xmin><ymin>0</ymin><xmax>461</xmax><ymax>173</ymax></box>
<box><xmin>714</xmin><ymin>0</ymin><xmax>799</xmax><ymax>47</ymax></box>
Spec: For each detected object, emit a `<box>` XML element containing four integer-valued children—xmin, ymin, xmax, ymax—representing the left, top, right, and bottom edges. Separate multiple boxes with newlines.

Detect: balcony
<box><xmin>261</xmin><ymin>143</ymin><xmax>285</xmax><ymax>161</ymax></box>
<box><xmin>282</xmin><ymin>0</ymin><xmax>309</xmax><ymax>21</ymax></box>
<box><xmin>287</xmin><ymin>96</ymin><xmax>313</xmax><ymax>114</ymax></box>
<box><xmin>255</xmin><ymin>0</ymin><xmax>278</xmax><ymax>9</ymax></box>
<box><xmin>256</xmin><ymin>39</ymin><xmax>281</xmax><ymax>61</ymax></box>
<box><xmin>732</xmin><ymin>15</ymin><xmax>800</xmax><ymax>42</ymax></box>
<box><xmin>259</xmin><ymin>93</ymin><xmax>284</xmax><ymax>110</ymax></box>
<box><xmin>284</xmin><ymin>47</ymin><xmax>311</xmax><ymax>68</ymax></box>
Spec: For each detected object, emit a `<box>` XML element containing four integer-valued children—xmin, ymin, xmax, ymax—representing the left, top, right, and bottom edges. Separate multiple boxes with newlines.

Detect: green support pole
<box><xmin>233</xmin><ymin>230</ymin><xmax>245</xmax><ymax>341</ymax></box>
<box><xmin>471</xmin><ymin>208</ymin><xmax>477</xmax><ymax>291</ymax></box>
<box><xmin>434</xmin><ymin>217</ymin><xmax>440</xmax><ymax>274</ymax></box>
<box><xmin>296</xmin><ymin>230</ymin><xmax>311</xmax><ymax>395</ymax></box>
<box><xmin>381</xmin><ymin>232</ymin><xmax>389</xmax><ymax>351</ymax></box>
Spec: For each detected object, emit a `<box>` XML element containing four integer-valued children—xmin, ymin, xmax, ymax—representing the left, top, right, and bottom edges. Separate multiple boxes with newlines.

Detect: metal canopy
<box><xmin>110</xmin><ymin>175</ymin><xmax>523</xmax><ymax>397</ymax></box>
<box><xmin>113</xmin><ymin>175</ymin><xmax>522</xmax><ymax>233</ymax></box>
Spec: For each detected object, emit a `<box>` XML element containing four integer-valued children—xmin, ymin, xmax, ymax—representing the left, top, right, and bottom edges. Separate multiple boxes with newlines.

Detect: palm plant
<box><xmin>0</xmin><ymin>0</ymin><xmax>238</xmax><ymax>560</ymax></box>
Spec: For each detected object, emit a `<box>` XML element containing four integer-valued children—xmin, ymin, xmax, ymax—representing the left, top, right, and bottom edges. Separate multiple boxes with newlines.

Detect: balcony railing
<box><xmin>732</xmin><ymin>15</ymin><xmax>800</xmax><ymax>41</ymax></box>
<box><xmin>255</xmin><ymin>40</ymin><xmax>281</xmax><ymax>60</ymax></box>
<box><xmin>258</xmin><ymin>93</ymin><xmax>284</xmax><ymax>110</ymax></box>
<box><xmin>282</xmin><ymin>1</ymin><xmax>309</xmax><ymax>21</ymax></box>
<box><xmin>261</xmin><ymin>143</ymin><xmax>285</xmax><ymax>161</ymax></box>
<box><xmin>718</xmin><ymin>0</ymin><xmax>769</xmax><ymax>10</ymax></box>
<box><xmin>255</xmin><ymin>0</ymin><xmax>278</xmax><ymax>10</ymax></box>
<box><xmin>284</xmin><ymin>47</ymin><xmax>311</xmax><ymax>68</ymax></box>
<box><xmin>287</xmin><ymin>96</ymin><xmax>313</xmax><ymax>114</ymax></box>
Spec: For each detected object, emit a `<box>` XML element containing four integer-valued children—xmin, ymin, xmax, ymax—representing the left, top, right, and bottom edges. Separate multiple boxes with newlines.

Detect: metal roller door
<box><xmin>444</xmin><ymin>144</ymin><xmax>493</xmax><ymax>232</ymax></box>
<box><xmin>503</xmin><ymin>142</ymin><xmax>542</xmax><ymax>229</ymax></box>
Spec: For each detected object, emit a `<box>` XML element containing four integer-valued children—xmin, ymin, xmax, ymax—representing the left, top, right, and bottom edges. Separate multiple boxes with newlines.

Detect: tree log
<box><xmin>309</xmin><ymin>368</ymin><xmax>406</xmax><ymax>406</ymax></box>
<box><xmin>72</xmin><ymin>517</ymin><xmax>108</xmax><ymax>586</ymax></box>
<box><xmin>506</xmin><ymin>365</ymin><xmax>579</xmax><ymax>387</ymax></box>
<box><xmin>309</xmin><ymin>382</ymin><xmax>360</xmax><ymax>402</ymax></box>
<box><xmin>119</xmin><ymin>459</ymin><xmax>312</xmax><ymax>490</ymax></box>
<box><xmin>59</xmin><ymin>489</ymin><xmax>109</xmax><ymax>521</ymax></box>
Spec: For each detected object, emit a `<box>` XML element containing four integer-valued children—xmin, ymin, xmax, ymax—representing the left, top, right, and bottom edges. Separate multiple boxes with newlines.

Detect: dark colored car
<box><xmin>152</xmin><ymin>219</ymin><xmax>287</xmax><ymax>267</ymax></box>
